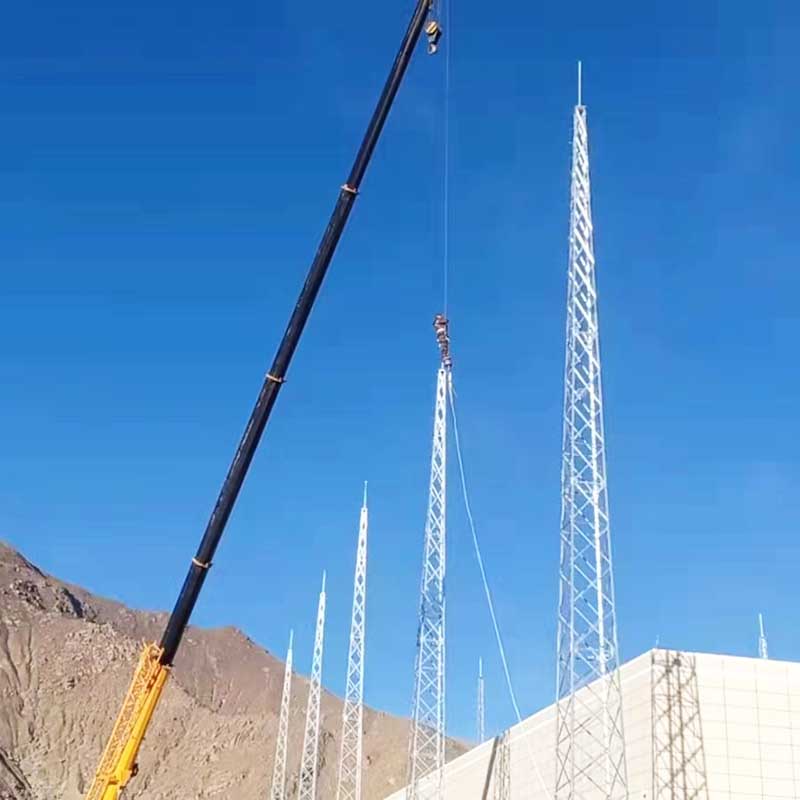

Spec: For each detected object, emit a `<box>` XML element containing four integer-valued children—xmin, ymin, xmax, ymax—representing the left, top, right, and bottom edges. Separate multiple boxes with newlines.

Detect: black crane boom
<box><xmin>159</xmin><ymin>0</ymin><xmax>435</xmax><ymax>665</ymax></box>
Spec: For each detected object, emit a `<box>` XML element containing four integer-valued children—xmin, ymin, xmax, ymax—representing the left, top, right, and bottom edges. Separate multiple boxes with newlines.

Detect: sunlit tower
<box><xmin>555</xmin><ymin>63</ymin><xmax>628</xmax><ymax>800</ymax></box>
<box><xmin>270</xmin><ymin>630</ymin><xmax>294</xmax><ymax>800</ymax></box>
<box><xmin>758</xmin><ymin>614</ymin><xmax>769</xmax><ymax>660</ymax></box>
<box><xmin>299</xmin><ymin>573</ymin><xmax>327</xmax><ymax>800</ymax></box>
<box><xmin>407</xmin><ymin>315</ymin><xmax>451</xmax><ymax>800</ymax></box>
<box><xmin>336</xmin><ymin>485</ymin><xmax>369</xmax><ymax>800</ymax></box>
<box><xmin>477</xmin><ymin>658</ymin><xmax>486</xmax><ymax>744</ymax></box>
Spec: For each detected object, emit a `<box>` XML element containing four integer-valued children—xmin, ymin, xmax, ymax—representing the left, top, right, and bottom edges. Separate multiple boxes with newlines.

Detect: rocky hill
<box><xmin>0</xmin><ymin>542</ymin><xmax>463</xmax><ymax>799</ymax></box>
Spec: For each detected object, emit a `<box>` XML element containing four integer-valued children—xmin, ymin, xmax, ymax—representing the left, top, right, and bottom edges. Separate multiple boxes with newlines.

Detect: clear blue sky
<box><xmin>1</xmin><ymin>0</ymin><xmax>798</xmax><ymax>741</ymax></box>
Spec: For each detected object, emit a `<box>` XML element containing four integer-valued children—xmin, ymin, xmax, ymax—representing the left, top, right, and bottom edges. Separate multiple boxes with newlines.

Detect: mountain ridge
<box><xmin>0</xmin><ymin>541</ymin><xmax>463</xmax><ymax>799</ymax></box>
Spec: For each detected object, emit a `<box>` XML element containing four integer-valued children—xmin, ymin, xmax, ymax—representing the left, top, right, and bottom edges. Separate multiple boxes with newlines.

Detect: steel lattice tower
<box><xmin>407</xmin><ymin>315</ymin><xmax>451</xmax><ymax>800</ymax></box>
<box><xmin>270</xmin><ymin>630</ymin><xmax>294</xmax><ymax>800</ymax></box>
<box><xmin>758</xmin><ymin>614</ymin><xmax>769</xmax><ymax>659</ymax></box>
<box><xmin>651</xmin><ymin>650</ymin><xmax>709</xmax><ymax>800</ymax></box>
<box><xmin>299</xmin><ymin>573</ymin><xmax>327</xmax><ymax>800</ymax></box>
<box><xmin>336</xmin><ymin>485</ymin><xmax>369</xmax><ymax>800</ymax></box>
<box><xmin>555</xmin><ymin>64</ymin><xmax>628</xmax><ymax>800</ymax></box>
<box><xmin>493</xmin><ymin>731</ymin><xmax>511</xmax><ymax>800</ymax></box>
<box><xmin>477</xmin><ymin>658</ymin><xmax>486</xmax><ymax>744</ymax></box>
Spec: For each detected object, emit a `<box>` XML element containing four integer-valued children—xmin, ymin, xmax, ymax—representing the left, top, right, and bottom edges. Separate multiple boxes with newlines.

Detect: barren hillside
<box><xmin>0</xmin><ymin>542</ymin><xmax>464</xmax><ymax>799</ymax></box>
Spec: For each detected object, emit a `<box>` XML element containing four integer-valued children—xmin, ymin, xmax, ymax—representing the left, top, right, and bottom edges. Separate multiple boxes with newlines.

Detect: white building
<box><xmin>385</xmin><ymin>649</ymin><xmax>800</xmax><ymax>800</ymax></box>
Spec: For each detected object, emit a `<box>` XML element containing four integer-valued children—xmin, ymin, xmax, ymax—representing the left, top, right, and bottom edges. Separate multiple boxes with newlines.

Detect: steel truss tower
<box><xmin>555</xmin><ymin>64</ymin><xmax>628</xmax><ymax>800</ymax></box>
<box><xmin>299</xmin><ymin>573</ymin><xmax>327</xmax><ymax>800</ymax></box>
<box><xmin>651</xmin><ymin>650</ymin><xmax>709</xmax><ymax>800</ymax></box>
<box><xmin>270</xmin><ymin>630</ymin><xmax>294</xmax><ymax>800</ymax></box>
<box><xmin>477</xmin><ymin>658</ymin><xmax>486</xmax><ymax>744</ymax></box>
<box><xmin>336</xmin><ymin>485</ymin><xmax>369</xmax><ymax>800</ymax></box>
<box><xmin>407</xmin><ymin>314</ymin><xmax>451</xmax><ymax>800</ymax></box>
<box><xmin>493</xmin><ymin>730</ymin><xmax>511</xmax><ymax>800</ymax></box>
<box><xmin>758</xmin><ymin>613</ymin><xmax>769</xmax><ymax>659</ymax></box>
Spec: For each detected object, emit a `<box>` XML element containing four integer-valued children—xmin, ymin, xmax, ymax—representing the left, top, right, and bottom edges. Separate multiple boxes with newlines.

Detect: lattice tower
<box><xmin>651</xmin><ymin>650</ymin><xmax>709</xmax><ymax>800</ymax></box>
<box><xmin>555</xmin><ymin>63</ymin><xmax>628</xmax><ymax>800</ymax></box>
<box><xmin>758</xmin><ymin>614</ymin><xmax>769</xmax><ymax>659</ymax></box>
<box><xmin>477</xmin><ymin>658</ymin><xmax>486</xmax><ymax>744</ymax></box>
<box><xmin>269</xmin><ymin>630</ymin><xmax>294</xmax><ymax>800</ymax></box>
<box><xmin>493</xmin><ymin>730</ymin><xmax>511</xmax><ymax>800</ymax></box>
<box><xmin>336</xmin><ymin>485</ymin><xmax>369</xmax><ymax>800</ymax></box>
<box><xmin>407</xmin><ymin>314</ymin><xmax>451</xmax><ymax>800</ymax></box>
<box><xmin>298</xmin><ymin>573</ymin><xmax>327</xmax><ymax>800</ymax></box>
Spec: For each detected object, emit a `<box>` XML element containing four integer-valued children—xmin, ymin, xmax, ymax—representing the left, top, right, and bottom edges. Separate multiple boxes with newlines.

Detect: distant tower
<box><xmin>299</xmin><ymin>573</ymin><xmax>327</xmax><ymax>800</ymax></box>
<box><xmin>493</xmin><ymin>730</ymin><xmax>511</xmax><ymax>800</ymax></box>
<box><xmin>270</xmin><ymin>630</ymin><xmax>294</xmax><ymax>800</ymax></box>
<box><xmin>651</xmin><ymin>650</ymin><xmax>709</xmax><ymax>800</ymax></box>
<box><xmin>758</xmin><ymin>613</ymin><xmax>769</xmax><ymax>659</ymax></box>
<box><xmin>407</xmin><ymin>315</ymin><xmax>451</xmax><ymax>800</ymax></box>
<box><xmin>336</xmin><ymin>485</ymin><xmax>370</xmax><ymax>800</ymax></box>
<box><xmin>477</xmin><ymin>658</ymin><xmax>486</xmax><ymax>744</ymax></box>
<box><xmin>555</xmin><ymin>62</ymin><xmax>628</xmax><ymax>800</ymax></box>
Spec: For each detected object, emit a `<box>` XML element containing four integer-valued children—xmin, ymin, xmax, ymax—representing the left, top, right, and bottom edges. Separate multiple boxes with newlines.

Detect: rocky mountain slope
<box><xmin>0</xmin><ymin>542</ymin><xmax>463</xmax><ymax>799</ymax></box>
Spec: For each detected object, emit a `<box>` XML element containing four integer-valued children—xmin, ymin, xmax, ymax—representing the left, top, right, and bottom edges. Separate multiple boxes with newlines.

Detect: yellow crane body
<box><xmin>84</xmin><ymin>644</ymin><xmax>170</xmax><ymax>800</ymax></box>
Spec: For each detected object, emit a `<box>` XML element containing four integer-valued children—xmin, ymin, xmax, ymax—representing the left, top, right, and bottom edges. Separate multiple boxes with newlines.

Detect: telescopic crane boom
<box><xmin>85</xmin><ymin>2</ymin><xmax>440</xmax><ymax>796</ymax></box>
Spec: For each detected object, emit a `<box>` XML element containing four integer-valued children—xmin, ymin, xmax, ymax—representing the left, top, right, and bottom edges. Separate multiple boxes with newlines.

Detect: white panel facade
<box><xmin>383</xmin><ymin>650</ymin><xmax>800</xmax><ymax>800</ymax></box>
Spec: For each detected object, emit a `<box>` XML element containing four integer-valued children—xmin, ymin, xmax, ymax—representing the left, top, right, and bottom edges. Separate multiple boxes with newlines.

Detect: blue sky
<box><xmin>1</xmin><ymin>0</ymin><xmax>798</xmax><ymax>741</ymax></box>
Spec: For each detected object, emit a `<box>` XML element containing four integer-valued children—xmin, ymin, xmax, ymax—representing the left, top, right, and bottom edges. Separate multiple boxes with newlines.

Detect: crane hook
<box><xmin>425</xmin><ymin>19</ymin><xmax>442</xmax><ymax>55</ymax></box>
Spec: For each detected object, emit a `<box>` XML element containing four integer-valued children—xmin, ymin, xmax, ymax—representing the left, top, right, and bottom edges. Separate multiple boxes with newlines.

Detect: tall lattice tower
<box><xmin>336</xmin><ymin>485</ymin><xmax>369</xmax><ymax>800</ymax></box>
<box><xmin>555</xmin><ymin>63</ymin><xmax>628</xmax><ymax>800</ymax></box>
<box><xmin>270</xmin><ymin>630</ymin><xmax>294</xmax><ymax>800</ymax></box>
<box><xmin>407</xmin><ymin>314</ymin><xmax>451</xmax><ymax>800</ymax></box>
<box><xmin>477</xmin><ymin>658</ymin><xmax>486</xmax><ymax>744</ymax></box>
<box><xmin>299</xmin><ymin>573</ymin><xmax>327</xmax><ymax>800</ymax></box>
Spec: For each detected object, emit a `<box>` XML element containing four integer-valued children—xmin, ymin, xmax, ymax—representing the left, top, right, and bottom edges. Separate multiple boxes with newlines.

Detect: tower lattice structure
<box><xmin>336</xmin><ymin>485</ymin><xmax>369</xmax><ymax>800</ymax></box>
<box><xmin>493</xmin><ymin>730</ymin><xmax>511</xmax><ymax>800</ymax></box>
<box><xmin>651</xmin><ymin>650</ymin><xmax>709</xmax><ymax>800</ymax></box>
<box><xmin>555</xmin><ymin>65</ymin><xmax>628</xmax><ymax>800</ymax></box>
<box><xmin>299</xmin><ymin>573</ymin><xmax>327</xmax><ymax>800</ymax></box>
<box><xmin>477</xmin><ymin>658</ymin><xmax>486</xmax><ymax>744</ymax></box>
<box><xmin>270</xmin><ymin>630</ymin><xmax>294</xmax><ymax>800</ymax></box>
<box><xmin>407</xmin><ymin>315</ymin><xmax>451</xmax><ymax>800</ymax></box>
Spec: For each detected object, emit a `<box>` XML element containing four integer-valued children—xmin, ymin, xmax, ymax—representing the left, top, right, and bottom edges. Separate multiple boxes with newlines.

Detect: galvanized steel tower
<box><xmin>407</xmin><ymin>315</ymin><xmax>451</xmax><ymax>800</ymax></box>
<box><xmin>555</xmin><ymin>63</ymin><xmax>628</xmax><ymax>800</ymax></box>
<box><xmin>336</xmin><ymin>485</ymin><xmax>369</xmax><ymax>800</ymax></box>
<box><xmin>270</xmin><ymin>630</ymin><xmax>294</xmax><ymax>800</ymax></box>
<box><xmin>299</xmin><ymin>573</ymin><xmax>327</xmax><ymax>800</ymax></box>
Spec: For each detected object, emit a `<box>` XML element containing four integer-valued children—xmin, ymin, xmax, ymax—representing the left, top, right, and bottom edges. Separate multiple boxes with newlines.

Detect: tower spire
<box><xmin>336</xmin><ymin>486</ymin><xmax>370</xmax><ymax>800</ymax></box>
<box><xmin>758</xmin><ymin>613</ymin><xmax>769</xmax><ymax>659</ymax></box>
<box><xmin>298</xmin><ymin>573</ymin><xmax>327</xmax><ymax>800</ymax></box>
<box><xmin>270</xmin><ymin>630</ymin><xmax>294</xmax><ymax>800</ymax></box>
<box><xmin>577</xmin><ymin>60</ymin><xmax>583</xmax><ymax>107</ymax></box>
<box><xmin>407</xmin><ymin>315</ymin><xmax>450</xmax><ymax>800</ymax></box>
<box><xmin>477</xmin><ymin>658</ymin><xmax>486</xmax><ymax>744</ymax></box>
<box><xmin>555</xmin><ymin>83</ymin><xmax>628</xmax><ymax>800</ymax></box>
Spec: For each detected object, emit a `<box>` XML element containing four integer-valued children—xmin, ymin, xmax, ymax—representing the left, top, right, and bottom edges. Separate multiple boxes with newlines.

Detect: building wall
<box><xmin>383</xmin><ymin>649</ymin><xmax>800</xmax><ymax>800</ymax></box>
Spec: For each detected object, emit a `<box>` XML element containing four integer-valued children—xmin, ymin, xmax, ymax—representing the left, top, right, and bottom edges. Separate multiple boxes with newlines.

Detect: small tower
<box><xmin>269</xmin><ymin>630</ymin><xmax>294</xmax><ymax>800</ymax></box>
<box><xmin>555</xmin><ymin>63</ymin><xmax>628</xmax><ymax>800</ymax></box>
<box><xmin>477</xmin><ymin>658</ymin><xmax>486</xmax><ymax>744</ymax></box>
<box><xmin>493</xmin><ymin>730</ymin><xmax>511</xmax><ymax>800</ymax></box>
<box><xmin>407</xmin><ymin>315</ymin><xmax>451</xmax><ymax>800</ymax></box>
<box><xmin>336</xmin><ymin>485</ymin><xmax>370</xmax><ymax>800</ymax></box>
<box><xmin>298</xmin><ymin>573</ymin><xmax>327</xmax><ymax>800</ymax></box>
<box><xmin>758</xmin><ymin>613</ymin><xmax>769</xmax><ymax>660</ymax></box>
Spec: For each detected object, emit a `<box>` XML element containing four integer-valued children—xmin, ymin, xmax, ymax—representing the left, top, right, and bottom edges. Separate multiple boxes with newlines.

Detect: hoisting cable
<box><xmin>436</xmin><ymin>5</ymin><xmax>551</xmax><ymax>797</ymax></box>
<box><xmin>447</xmin><ymin>379</ymin><xmax>553</xmax><ymax>800</ymax></box>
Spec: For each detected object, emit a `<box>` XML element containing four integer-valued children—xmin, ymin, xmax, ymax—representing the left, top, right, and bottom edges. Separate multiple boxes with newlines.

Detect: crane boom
<box><xmin>84</xmin><ymin>1</ymin><xmax>438</xmax><ymax>796</ymax></box>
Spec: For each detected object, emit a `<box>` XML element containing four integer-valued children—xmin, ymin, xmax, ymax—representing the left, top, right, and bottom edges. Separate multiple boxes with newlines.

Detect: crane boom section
<box><xmin>84</xmin><ymin>645</ymin><xmax>169</xmax><ymax>800</ymax></box>
<box><xmin>84</xmin><ymin>0</ymin><xmax>437</xmax><ymax>795</ymax></box>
